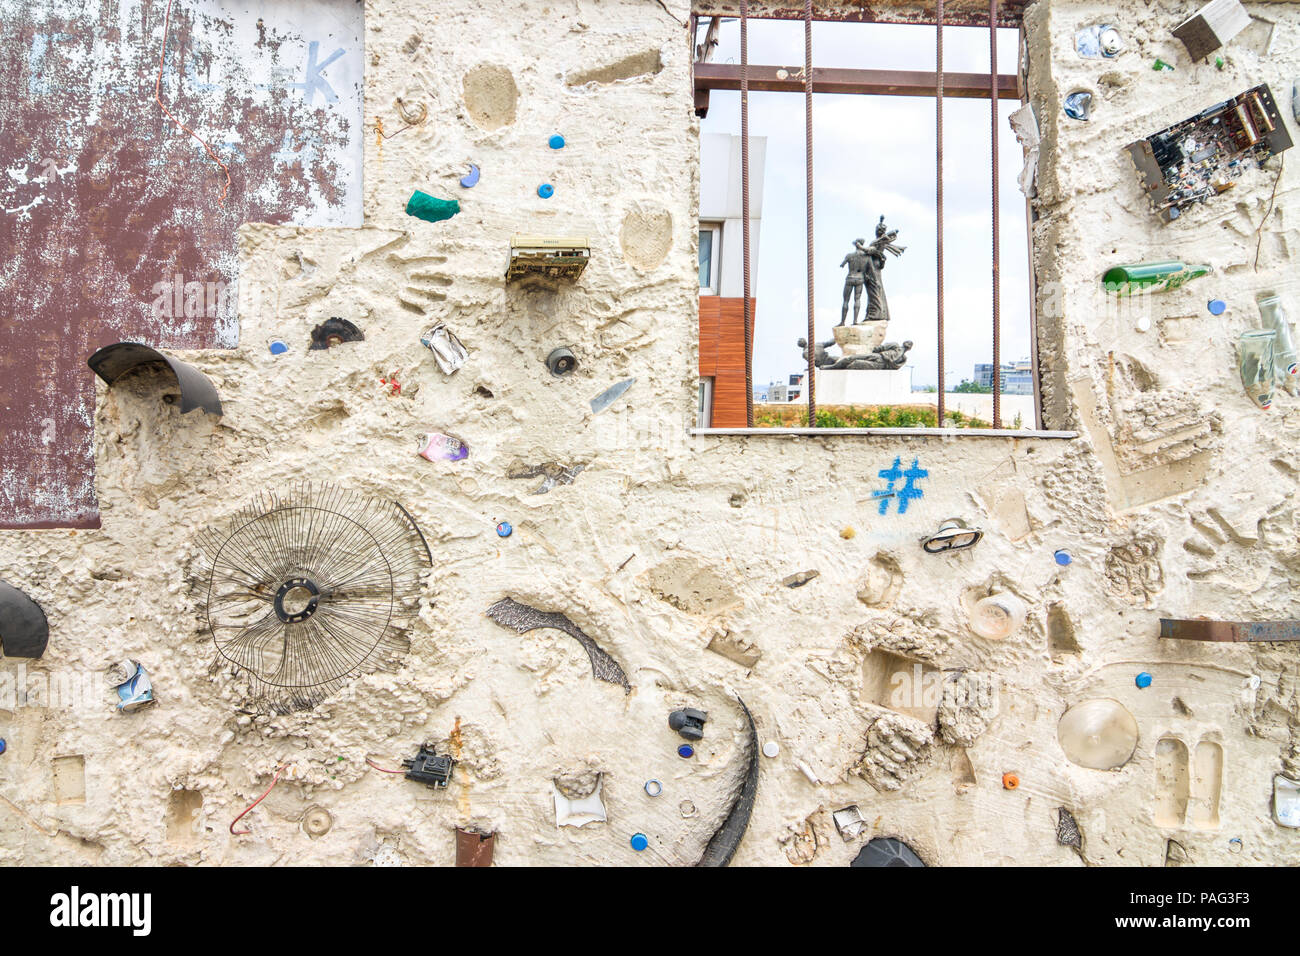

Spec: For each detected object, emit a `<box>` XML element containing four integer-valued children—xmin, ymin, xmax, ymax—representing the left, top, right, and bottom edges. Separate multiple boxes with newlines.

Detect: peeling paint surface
<box><xmin>0</xmin><ymin>0</ymin><xmax>363</xmax><ymax>527</ymax></box>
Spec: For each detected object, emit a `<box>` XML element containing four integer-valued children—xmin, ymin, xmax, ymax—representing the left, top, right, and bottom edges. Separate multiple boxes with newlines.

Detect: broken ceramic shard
<box><xmin>1238</xmin><ymin>329</ymin><xmax>1276</xmax><ymax>410</ymax></box>
<box><xmin>851</xmin><ymin>837</ymin><xmax>925</xmax><ymax>867</ymax></box>
<box><xmin>417</xmin><ymin>432</ymin><xmax>470</xmax><ymax>461</ymax></box>
<box><xmin>1273</xmin><ymin>775</ymin><xmax>1300</xmax><ymax>828</ymax></box>
<box><xmin>1058</xmin><ymin>699</ymin><xmax>1139</xmax><ymax>770</ymax></box>
<box><xmin>1056</xmin><ymin>807</ymin><xmax>1083</xmax><ymax>850</ymax></box>
<box><xmin>505</xmin><ymin>460</ymin><xmax>585</xmax><ymax>494</ymax></box>
<box><xmin>832</xmin><ymin>805</ymin><xmax>865</xmax><ymax>840</ymax></box>
<box><xmin>590</xmin><ymin>377</ymin><xmax>635</xmax><ymax>414</ymax></box>
<box><xmin>420</xmin><ymin>324</ymin><xmax>468</xmax><ymax>375</ymax></box>
<box><xmin>783</xmin><ymin>569</ymin><xmax>819</xmax><ymax>588</ymax></box>
<box><xmin>696</xmin><ymin>697</ymin><xmax>759</xmax><ymax>867</ymax></box>
<box><xmin>554</xmin><ymin>775</ymin><xmax>607</xmax><ymax>827</ymax></box>
<box><xmin>105</xmin><ymin>659</ymin><xmax>156</xmax><ymax>712</ymax></box>
<box><xmin>1258</xmin><ymin>295</ymin><xmax>1298</xmax><ymax>395</ymax></box>
<box><xmin>968</xmin><ymin>593</ymin><xmax>1027</xmax><ymax>640</ymax></box>
<box><xmin>486</xmin><ymin>597</ymin><xmax>630</xmax><ymax>692</ymax></box>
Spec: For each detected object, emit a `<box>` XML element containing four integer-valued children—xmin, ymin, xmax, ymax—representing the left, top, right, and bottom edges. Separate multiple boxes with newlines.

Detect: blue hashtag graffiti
<box><xmin>872</xmin><ymin>457</ymin><xmax>928</xmax><ymax>515</ymax></box>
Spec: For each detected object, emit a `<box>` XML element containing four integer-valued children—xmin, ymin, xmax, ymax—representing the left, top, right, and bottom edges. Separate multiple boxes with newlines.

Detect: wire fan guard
<box><xmin>196</xmin><ymin>483</ymin><xmax>432</xmax><ymax>712</ymax></box>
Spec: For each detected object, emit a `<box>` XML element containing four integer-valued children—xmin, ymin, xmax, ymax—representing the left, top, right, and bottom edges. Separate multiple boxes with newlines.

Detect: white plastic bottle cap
<box><xmin>762</xmin><ymin>741</ymin><xmax>780</xmax><ymax>758</ymax></box>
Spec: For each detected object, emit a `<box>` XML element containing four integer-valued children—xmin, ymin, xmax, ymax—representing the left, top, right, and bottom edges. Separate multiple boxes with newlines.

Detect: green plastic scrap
<box><xmin>406</xmin><ymin>190</ymin><xmax>460</xmax><ymax>223</ymax></box>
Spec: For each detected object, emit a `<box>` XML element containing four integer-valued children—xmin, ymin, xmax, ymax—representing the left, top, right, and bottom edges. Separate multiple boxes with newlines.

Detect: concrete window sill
<box><xmin>689</xmin><ymin>427</ymin><xmax>1078</xmax><ymax>439</ymax></box>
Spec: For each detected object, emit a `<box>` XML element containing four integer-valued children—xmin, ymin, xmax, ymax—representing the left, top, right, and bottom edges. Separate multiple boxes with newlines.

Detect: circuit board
<box><xmin>1126</xmin><ymin>84</ymin><xmax>1292</xmax><ymax>223</ymax></box>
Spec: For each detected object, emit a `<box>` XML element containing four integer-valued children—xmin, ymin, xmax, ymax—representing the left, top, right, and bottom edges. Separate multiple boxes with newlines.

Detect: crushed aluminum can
<box><xmin>1063</xmin><ymin>91</ymin><xmax>1093</xmax><ymax>121</ymax></box>
<box><xmin>106</xmin><ymin>659</ymin><xmax>156</xmax><ymax>713</ymax></box>
<box><xmin>1275</xmin><ymin>775</ymin><xmax>1300</xmax><ymax>828</ymax></box>
<box><xmin>417</xmin><ymin>431</ymin><xmax>469</xmax><ymax>462</ymax></box>
<box><xmin>1076</xmin><ymin>24</ymin><xmax>1122</xmax><ymax>59</ymax></box>
<box><xmin>420</xmin><ymin>324</ymin><xmax>468</xmax><ymax>375</ymax></box>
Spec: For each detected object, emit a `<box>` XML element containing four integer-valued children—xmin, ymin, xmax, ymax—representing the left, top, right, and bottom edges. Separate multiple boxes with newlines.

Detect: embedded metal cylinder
<box><xmin>546</xmin><ymin>347</ymin><xmax>578</xmax><ymax>376</ymax></box>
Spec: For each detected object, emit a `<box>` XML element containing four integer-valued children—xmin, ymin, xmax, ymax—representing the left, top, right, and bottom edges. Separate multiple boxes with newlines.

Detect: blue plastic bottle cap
<box><xmin>1054</xmin><ymin>549</ymin><xmax>1072</xmax><ymax>566</ymax></box>
<box><xmin>630</xmin><ymin>833</ymin><xmax>649</xmax><ymax>851</ymax></box>
<box><xmin>1135</xmin><ymin>672</ymin><xmax>1153</xmax><ymax>689</ymax></box>
<box><xmin>538</xmin><ymin>183</ymin><xmax>554</xmax><ymax>199</ymax></box>
<box><xmin>269</xmin><ymin>340</ymin><xmax>288</xmax><ymax>355</ymax></box>
<box><xmin>496</xmin><ymin>521</ymin><xmax>512</xmax><ymax>538</ymax></box>
<box><xmin>1208</xmin><ymin>300</ymin><xmax>1227</xmax><ymax>315</ymax></box>
<box><xmin>548</xmin><ymin>134</ymin><xmax>566</xmax><ymax>150</ymax></box>
<box><xmin>677</xmin><ymin>744</ymin><xmax>694</xmax><ymax>759</ymax></box>
<box><xmin>0</xmin><ymin>738</ymin><xmax>6</xmax><ymax>755</ymax></box>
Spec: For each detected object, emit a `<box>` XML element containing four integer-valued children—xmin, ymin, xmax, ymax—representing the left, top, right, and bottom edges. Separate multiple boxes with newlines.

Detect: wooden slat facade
<box><xmin>699</xmin><ymin>295</ymin><xmax>756</xmax><ymax>427</ymax></box>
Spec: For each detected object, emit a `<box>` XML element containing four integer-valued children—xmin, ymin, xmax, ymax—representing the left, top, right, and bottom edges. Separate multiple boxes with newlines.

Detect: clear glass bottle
<box><xmin>1258</xmin><ymin>295</ymin><xmax>1298</xmax><ymax>396</ymax></box>
<box><xmin>1238</xmin><ymin>329</ymin><xmax>1277</xmax><ymax>410</ymax></box>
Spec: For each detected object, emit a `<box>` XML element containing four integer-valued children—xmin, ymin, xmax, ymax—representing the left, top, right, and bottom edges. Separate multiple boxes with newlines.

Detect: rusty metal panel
<box><xmin>695</xmin><ymin>63</ymin><xmax>1018</xmax><ymax>99</ymax></box>
<box><xmin>1160</xmin><ymin>619</ymin><xmax>1300</xmax><ymax>643</ymax></box>
<box><xmin>692</xmin><ymin>0</ymin><xmax>1029</xmax><ymax>27</ymax></box>
<box><xmin>0</xmin><ymin>0</ymin><xmax>364</xmax><ymax>528</ymax></box>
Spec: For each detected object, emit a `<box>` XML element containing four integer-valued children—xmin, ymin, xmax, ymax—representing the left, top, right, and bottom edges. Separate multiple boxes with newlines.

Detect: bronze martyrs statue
<box><xmin>839</xmin><ymin>217</ymin><xmax>905</xmax><ymax>326</ymax></box>
<box><xmin>798</xmin><ymin>337</ymin><xmax>912</xmax><ymax>371</ymax></box>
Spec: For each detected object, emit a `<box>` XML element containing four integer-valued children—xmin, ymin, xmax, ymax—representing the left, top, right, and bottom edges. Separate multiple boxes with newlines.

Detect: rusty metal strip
<box><xmin>936</xmin><ymin>0</ymin><xmax>945</xmax><ymax>425</ymax></box>
<box><xmin>694</xmin><ymin>63</ymin><xmax>1018</xmax><ymax>98</ymax></box>
<box><xmin>989</xmin><ymin>0</ymin><xmax>1001</xmax><ymax>430</ymax></box>
<box><xmin>804</xmin><ymin>0</ymin><xmax>816</xmax><ymax>428</ymax></box>
<box><xmin>455</xmin><ymin>828</ymin><xmax>496</xmax><ymax>866</ymax></box>
<box><xmin>1160</xmin><ymin>620</ymin><xmax>1300</xmax><ymax>643</ymax></box>
<box><xmin>691</xmin><ymin>1</ymin><xmax>1028</xmax><ymax>28</ymax></box>
<box><xmin>741</xmin><ymin>0</ymin><xmax>754</xmax><ymax>427</ymax></box>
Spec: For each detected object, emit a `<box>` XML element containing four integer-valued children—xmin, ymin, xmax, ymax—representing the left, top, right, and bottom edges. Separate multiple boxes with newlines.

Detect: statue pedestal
<box><xmin>815</xmin><ymin>366</ymin><xmax>914</xmax><ymax>406</ymax></box>
<box><xmin>833</xmin><ymin>322</ymin><xmax>888</xmax><ymax>354</ymax></box>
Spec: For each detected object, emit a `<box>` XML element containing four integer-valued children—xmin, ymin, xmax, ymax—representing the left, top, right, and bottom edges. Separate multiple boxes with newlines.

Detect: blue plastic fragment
<box><xmin>538</xmin><ymin>183</ymin><xmax>554</xmax><ymax>199</ymax></box>
<box><xmin>269</xmin><ymin>340</ymin><xmax>289</xmax><ymax>355</ymax></box>
<box><xmin>0</xmin><ymin>738</ymin><xmax>6</xmax><ymax>755</ymax></box>
<box><xmin>460</xmin><ymin>164</ymin><xmax>481</xmax><ymax>188</ymax></box>
<box><xmin>1208</xmin><ymin>299</ymin><xmax>1227</xmax><ymax>315</ymax></box>
<box><xmin>496</xmin><ymin>521</ymin><xmax>512</xmax><ymax>538</ymax></box>
<box><xmin>1054</xmin><ymin>549</ymin><xmax>1072</xmax><ymax>566</ymax></box>
<box><xmin>630</xmin><ymin>832</ymin><xmax>649</xmax><ymax>851</ymax></box>
<box><xmin>677</xmin><ymin>744</ymin><xmax>694</xmax><ymax>759</ymax></box>
<box><xmin>548</xmin><ymin>134</ymin><xmax>566</xmax><ymax>150</ymax></box>
<box><xmin>1135</xmin><ymin>672</ymin><xmax>1153</xmax><ymax>689</ymax></box>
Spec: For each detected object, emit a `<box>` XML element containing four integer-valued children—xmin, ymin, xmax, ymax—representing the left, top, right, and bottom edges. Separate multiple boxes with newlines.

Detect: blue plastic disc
<box><xmin>1054</xmin><ymin>549</ymin><xmax>1072</xmax><ymax>566</ymax></box>
<box><xmin>496</xmin><ymin>521</ymin><xmax>512</xmax><ymax>538</ymax></box>
<box><xmin>548</xmin><ymin>134</ymin><xmax>566</xmax><ymax>150</ymax></box>
<box><xmin>1208</xmin><ymin>299</ymin><xmax>1227</xmax><ymax>315</ymax></box>
<box><xmin>1135</xmin><ymin>672</ymin><xmax>1153</xmax><ymax>689</ymax></box>
<box><xmin>269</xmin><ymin>340</ymin><xmax>288</xmax><ymax>355</ymax></box>
<box><xmin>0</xmin><ymin>738</ymin><xmax>6</xmax><ymax>755</ymax></box>
<box><xmin>630</xmin><ymin>833</ymin><xmax>649</xmax><ymax>851</ymax></box>
<box><xmin>677</xmin><ymin>744</ymin><xmax>694</xmax><ymax>759</ymax></box>
<box><xmin>537</xmin><ymin>183</ymin><xmax>554</xmax><ymax>199</ymax></box>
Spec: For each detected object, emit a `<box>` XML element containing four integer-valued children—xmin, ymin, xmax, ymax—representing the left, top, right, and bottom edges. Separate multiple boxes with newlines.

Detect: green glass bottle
<box><xmin>1101</xmin><ymin>261</ymin><xmax>1213</xmax><ymax>296</ymax></box>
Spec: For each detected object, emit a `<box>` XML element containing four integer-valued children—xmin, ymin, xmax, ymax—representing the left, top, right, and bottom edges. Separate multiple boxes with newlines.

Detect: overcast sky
<box><xmin>699</xmin><ymin>19</ymin><xmax>1031</xmax><ymax>390</ymax></box>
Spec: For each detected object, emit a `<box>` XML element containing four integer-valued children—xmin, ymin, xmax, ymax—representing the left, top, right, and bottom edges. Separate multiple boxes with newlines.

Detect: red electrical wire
<box><xmin>155</xmin><ymin>0</ymin><xmax>232</xmax><ymax>205</ymax></box>
<box><xmin>366</xmin><ymin>757</ymin><xmax>405</xmax><ymax>774</ymax></box>
<box><xmin>229</xmin><ymin>764</ymin><xmax>287</xmax><ymax>835</ymax></box>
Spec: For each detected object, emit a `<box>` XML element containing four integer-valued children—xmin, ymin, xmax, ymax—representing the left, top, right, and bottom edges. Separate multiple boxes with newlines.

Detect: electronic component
<box><xmin>506</xmin><ymin>235</ymin><xmax>590</xmax><ymax>281</ymax></box>
<box><xmin>1126</xmin><ymin>84</ymin><xmax>1292</xmax><ymax>223</ymax></box>
<box><xmin>402</xmin><ymin>745</ymin><xmax>456</xmax><ymax>788</ymax></box>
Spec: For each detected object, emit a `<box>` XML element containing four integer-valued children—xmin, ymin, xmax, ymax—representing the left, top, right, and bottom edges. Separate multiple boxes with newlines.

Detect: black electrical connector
<box><xmin>668</xmin><ymin>708</ymin><xmax>708</xmax><ymax>741</ymax></box>
<box><xmin>402</xmin><ymin>744</ymin><xmax>455</xmax><ymax>788</ymax></box>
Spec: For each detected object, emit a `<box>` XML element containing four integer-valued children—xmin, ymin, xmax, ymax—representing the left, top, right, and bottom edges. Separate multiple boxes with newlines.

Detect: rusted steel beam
<box><xmin>695</xmin><ymin>63</ymin><xmax>1019</xmax><ymax>98</ymax></box>
<box><xmin>1160</xmin><ymin>619</ymin><xmax>1300</xmax><ymax>643</ymax></box>
<box><xmin>692</xmin><ymin>1</ymin><xmax>1028</xmax><ymax>28</ymax></box>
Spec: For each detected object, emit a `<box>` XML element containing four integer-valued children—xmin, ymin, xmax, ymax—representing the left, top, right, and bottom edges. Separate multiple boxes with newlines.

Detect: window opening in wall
<box><xmin>693</xmin><ymin>5</ymin><xmax>1040</xmax><ymax>433</ymax></box>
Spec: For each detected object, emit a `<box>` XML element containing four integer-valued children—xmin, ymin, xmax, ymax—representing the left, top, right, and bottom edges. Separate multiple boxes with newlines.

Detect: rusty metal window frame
<box><xmin>690</xmin><ymin>2</ymin><xmax>1070</xmax><ymax>439</ymax></box>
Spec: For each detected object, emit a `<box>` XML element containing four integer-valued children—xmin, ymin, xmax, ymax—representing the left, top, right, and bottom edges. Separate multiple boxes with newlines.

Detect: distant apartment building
<box><xmin>973</xmin><ymin>358</ymin><xmax>1034</xmax><ymax>395</ymax></box>
<box><xmin>698</xmin><ymin>132</ymin><xmax>766</xmax><ymax>427</ymax></box>
<box><xmin>762</xmin><ymin>373</ymin><xmax>803</xmax><ymax>404</ymax></box>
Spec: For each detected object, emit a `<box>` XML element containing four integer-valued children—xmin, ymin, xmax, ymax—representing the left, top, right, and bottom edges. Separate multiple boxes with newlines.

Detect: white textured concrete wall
<box><xmin>0</xmin><ymin>0</ymin><xmax>1297</xmax><ymax>867</ymax></box>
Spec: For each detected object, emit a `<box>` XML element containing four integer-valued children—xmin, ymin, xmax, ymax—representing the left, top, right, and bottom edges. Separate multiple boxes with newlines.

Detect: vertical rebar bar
<box><xmin>804</xmin><ymin>0</ymin><xmax>816</xmax><ymax>428</ymax></box>
<box><xmin>990</xmin><ymin>0</ymin><xmax>1002</xmax><ymax>429</ymax></box>
<box><xmin>936</xmin><ymin>0</ymin><xmax>945</xmax><ymax>426</ymax></box>
<box><xmin>740</xmin><ymin>0</ymin><xmax>754</xmax><ymax>427</ymax></box>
